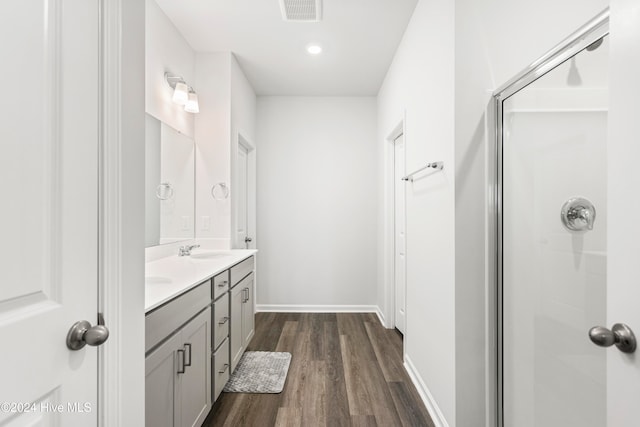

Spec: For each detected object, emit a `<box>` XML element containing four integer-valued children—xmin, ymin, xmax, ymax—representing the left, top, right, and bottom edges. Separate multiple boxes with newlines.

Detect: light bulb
<box><xmin>172</xmin><ymin>82</ymin><xmax>189</xmax><ymax>105</ymax></box>
<box><xmin>184</xmin><ymin>92</ymin><xmax>199</xmax><ymax>113</ymax></box>
<box><xmin>306</xmin><ymin>44</ymin><xmax>322</xmax><ymax>55</ymax></box>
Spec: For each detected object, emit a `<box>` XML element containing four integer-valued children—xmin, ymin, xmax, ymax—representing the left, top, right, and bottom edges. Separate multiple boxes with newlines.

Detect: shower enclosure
<box><xmin>492</xmin><ymin>10</ymin><xmax>632</xmax><ymax>426</ymax></box>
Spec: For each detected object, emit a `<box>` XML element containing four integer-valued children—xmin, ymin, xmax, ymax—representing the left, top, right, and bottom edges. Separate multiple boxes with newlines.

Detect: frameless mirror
<box><xmin>145</xmin><ymin>114</ymin><xmax>195</xmax><ymax>247</ymax></box>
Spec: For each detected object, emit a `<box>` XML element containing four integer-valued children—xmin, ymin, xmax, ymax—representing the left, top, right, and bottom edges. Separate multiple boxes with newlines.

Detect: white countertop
<box><xmin>145</xmin><ymin>249</ymin><xmax>257</xmax><ymax>313</ymax></box>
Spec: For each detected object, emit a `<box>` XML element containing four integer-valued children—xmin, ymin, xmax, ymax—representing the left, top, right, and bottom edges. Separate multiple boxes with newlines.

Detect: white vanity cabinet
<box><xmin>145</xmin><ymin>251</ymin><xmax>257</xmax><ymax>423</ymax></box>
<box><xmin>229</xmin><ymin>256</ymin><xmax>255</xmax><ymax>371</ymax></box>
<box><xmin>145</xmin><ymin>281</ymin><xmax>212</xmax><ymax>427</ymax></box>
<box><xmin>211</xmin><ymin>271</ymin><xmax>231</xmax><ymax>402</ymax></box>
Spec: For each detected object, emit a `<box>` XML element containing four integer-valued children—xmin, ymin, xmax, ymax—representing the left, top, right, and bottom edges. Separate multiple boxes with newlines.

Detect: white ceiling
<box><xmin>154</xmin><ymin>0</ymin><xmax>418</xmax><ymax>96</ymax></box>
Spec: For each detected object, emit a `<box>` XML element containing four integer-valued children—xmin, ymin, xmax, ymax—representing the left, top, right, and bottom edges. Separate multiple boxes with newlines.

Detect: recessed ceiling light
<box><xmin>306</xmin><ymin>44</ymin><xmax>322</xmax><ymax>55</ymax></box>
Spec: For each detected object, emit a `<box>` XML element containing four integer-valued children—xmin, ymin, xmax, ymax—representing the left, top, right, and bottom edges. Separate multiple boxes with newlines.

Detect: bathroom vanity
<box><xmin>144</xmin><ymin>251</ymin><xmax>256</xmax><ymax>427</ymax></box>
<box><xmin>143</xmin><ymin>109</ymin><xmax>257</xmax><ymax>426</ymax></box>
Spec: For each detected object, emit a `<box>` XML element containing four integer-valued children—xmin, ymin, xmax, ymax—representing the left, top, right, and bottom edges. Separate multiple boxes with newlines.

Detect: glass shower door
<box><xmin>501</xmin><ymin>36</ymin><xmax>609</xmax><ymax>426</ymax></box>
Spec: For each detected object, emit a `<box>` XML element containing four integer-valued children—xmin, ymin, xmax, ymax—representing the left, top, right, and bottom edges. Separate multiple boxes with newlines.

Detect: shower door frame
<box><xmin>490</xmin><ymin>9</ymin><xmax>609</xmax><ymax>427</ymax></box>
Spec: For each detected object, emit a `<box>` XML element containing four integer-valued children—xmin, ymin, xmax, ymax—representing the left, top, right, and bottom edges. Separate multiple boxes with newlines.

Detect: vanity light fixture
<box><xmin>165</xmin><ymin>72</ymin><xmax>199</xmax><ymax>113</ymax></box>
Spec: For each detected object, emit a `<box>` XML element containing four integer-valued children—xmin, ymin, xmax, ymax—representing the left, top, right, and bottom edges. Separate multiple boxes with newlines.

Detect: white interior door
<box><xmin>235</xmin><ymin>136</ymin><xmax>255</xmax><ymax>250</ymax></box>
<box><xmin>394</xmin><ymin>134</ymin><xmax>406</xmax><ymax>334</ymax></box>
<box><xmin>0</xmin><ymin>1</ymin><xmax>100</xmax><ymax>425</ymax></box>
<box><xmin>236</xmin><ymin>143</ymin><xmax>249</xmax><ymax>248</ymax></box>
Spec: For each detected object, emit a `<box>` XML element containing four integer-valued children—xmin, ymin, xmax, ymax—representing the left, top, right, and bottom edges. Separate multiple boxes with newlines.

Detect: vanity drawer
<box><xmin>212</xmin><ymin>270</ymin><xmax>229</xmax><ymax>300</ymax></box>
<box><xmin>213</xmin><ymin>292</ymin><xmax>229</xmax><ymax>350</ymax></box>
<box><xmin>213</xmin><ymin>337</ymin><xmax>230</xmax><ymax>401</ymax></box>
<box><xmin>145</xmin><ymin>280</ymin><xmax>212</xmax><ymax>353</ymax></box>
<box><xmin>230</xmin><ymin>256</ymin><xmax>254</xmax><ymax>288</ymax></box>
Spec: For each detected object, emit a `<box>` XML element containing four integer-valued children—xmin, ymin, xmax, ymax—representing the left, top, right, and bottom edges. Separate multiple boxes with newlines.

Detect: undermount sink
<box><xmin>145</xmin><ymin>276</ymin><xmax>173</xmax><ymax>285</ymax></box>
<box><xmin>189</xmin><ymin>251</ymin><xmax>234</xmax><ymax>260</ymax></box>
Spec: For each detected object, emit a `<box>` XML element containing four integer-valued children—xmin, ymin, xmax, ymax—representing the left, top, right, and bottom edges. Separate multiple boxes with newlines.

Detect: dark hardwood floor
<box><xmin>203</xmin><ymin>313</ymin><xmax>435</xmax><ymax>427</ymax></box>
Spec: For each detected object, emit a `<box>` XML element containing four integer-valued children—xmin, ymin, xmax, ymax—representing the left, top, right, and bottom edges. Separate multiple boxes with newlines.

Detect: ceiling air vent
<box><xmin>279</xmin><ymin>0</ymin><xmax>322</xmax><ymax>22</ymax></box>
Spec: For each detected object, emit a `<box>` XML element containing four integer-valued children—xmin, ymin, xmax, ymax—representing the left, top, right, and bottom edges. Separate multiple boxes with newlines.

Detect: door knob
<box><xmin>66</xmin><ymin>313</ymin><xmax>110</xmax><ymax>350</ymax></box>
<box><xmin>589</xmin><ymin>323</ymin><xmax>636</xmax><ymax>353</ymax></box>
<box><xmin>244</xmin><ymin>236</ymin><xmax>252</xmax><ymax>249</ymax></box>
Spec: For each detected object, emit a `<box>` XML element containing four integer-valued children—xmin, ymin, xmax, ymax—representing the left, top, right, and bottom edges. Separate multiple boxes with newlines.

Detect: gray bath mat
<box><xmin>223</xmin><ymin>351</ymin><xmax>292</xmax><ymax>393</ymax></box>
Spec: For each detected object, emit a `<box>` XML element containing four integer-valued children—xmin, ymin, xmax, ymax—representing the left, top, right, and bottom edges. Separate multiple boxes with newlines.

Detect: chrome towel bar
<box><xmin>401</xmin><ymin>161</ymin><xmax>444</xmax><ymax>182</ymax></box>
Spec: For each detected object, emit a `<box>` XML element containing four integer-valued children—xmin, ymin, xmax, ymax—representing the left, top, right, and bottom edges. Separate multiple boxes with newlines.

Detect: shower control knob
<box><xmin>589</xmin><ymin>323</ymin><xmax>636</xmax><ymax>353</ymax></box>
<box><xmin>561</xmin><ymin>197</ymin><xmax>596</xmax><ymax>232</ymax></box>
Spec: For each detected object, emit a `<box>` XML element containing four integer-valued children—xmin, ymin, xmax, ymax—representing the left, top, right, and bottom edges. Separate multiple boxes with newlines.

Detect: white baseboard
<box><xmin>375</xmin><ymin>307</ymin><xmax>387</xmax><ymax>327</ymax></box>
<box><xmin>255</xmin><ymin>304</ymin><xmax>379</xmax><ymax>313</ymax></box>
<box><xmin>404</xmin><ymin>355</ymin><xmax>450</xmax><ymax>427</ymax></box>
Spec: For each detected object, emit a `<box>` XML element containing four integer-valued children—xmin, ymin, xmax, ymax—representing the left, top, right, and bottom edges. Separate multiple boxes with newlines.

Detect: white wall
<box><xmin>608</xmin><ymin>1</ymin><xmax>640</xmax><ymax>425</ymax></box>
<box><xmin>110</xmin><ymin>0</ymin><xmax>146</xmax><ymax>424</ymax></box>
<box><xmin>145</xmin><ymin>114</ymin><xmax>161</xmax><ymax>246</ymax></box>
<box><xmin>256</xmin><ymin>97</ymin><xmax>378</xmax><ymax>309</ymax></box>
<box><xmin>377</xmin><ymin>0</ymin><xmax>456</xmax><ymax>424</ymax></box>
<box><xmin>145</xmin><ymin>0</ymin><xmax>195</xmax><ymax>137</ymax></box>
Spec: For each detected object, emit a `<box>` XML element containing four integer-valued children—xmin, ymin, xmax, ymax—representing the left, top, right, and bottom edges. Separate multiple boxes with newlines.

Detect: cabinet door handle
<box><xmin>218</xmin><ymin>316</ymin><xmax>230</xmax><ymax>325</ymax></box>
<box><xmin>184</xmin><ymin>343</ymin><xmax>192</xmax><ymax>367</ymax></box>
<box><xmin>218</xmin><ymin>363</ymin><xmax>230</xmax><ymax>374</ymax></box>
<box><xmin>177</xmin><ymin>349</ymin><xmax>185</xmax><ymax>374</ymax></box>
<box><xmin>217</xmin><ymin>280</ymin><xmax>228</xmax><ymax>288</ymax></box>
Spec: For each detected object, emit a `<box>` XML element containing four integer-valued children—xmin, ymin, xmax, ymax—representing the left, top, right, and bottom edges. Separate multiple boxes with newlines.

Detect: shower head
<box><xmin>586</xmin><ymin>38</ymin><xmax>603</xmax><ymax>51</ymax></box>
<box><xmin>567</xmin><ymin>37</ymin><xmax>604</xmax><ymax>86</ymax></box>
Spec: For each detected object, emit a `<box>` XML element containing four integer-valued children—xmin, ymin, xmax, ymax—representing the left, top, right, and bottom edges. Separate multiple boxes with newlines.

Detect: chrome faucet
<box><xmin>178</xmin><ymin>244</ymin><xmax>200</xmax><ymax>257</ymax></box>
